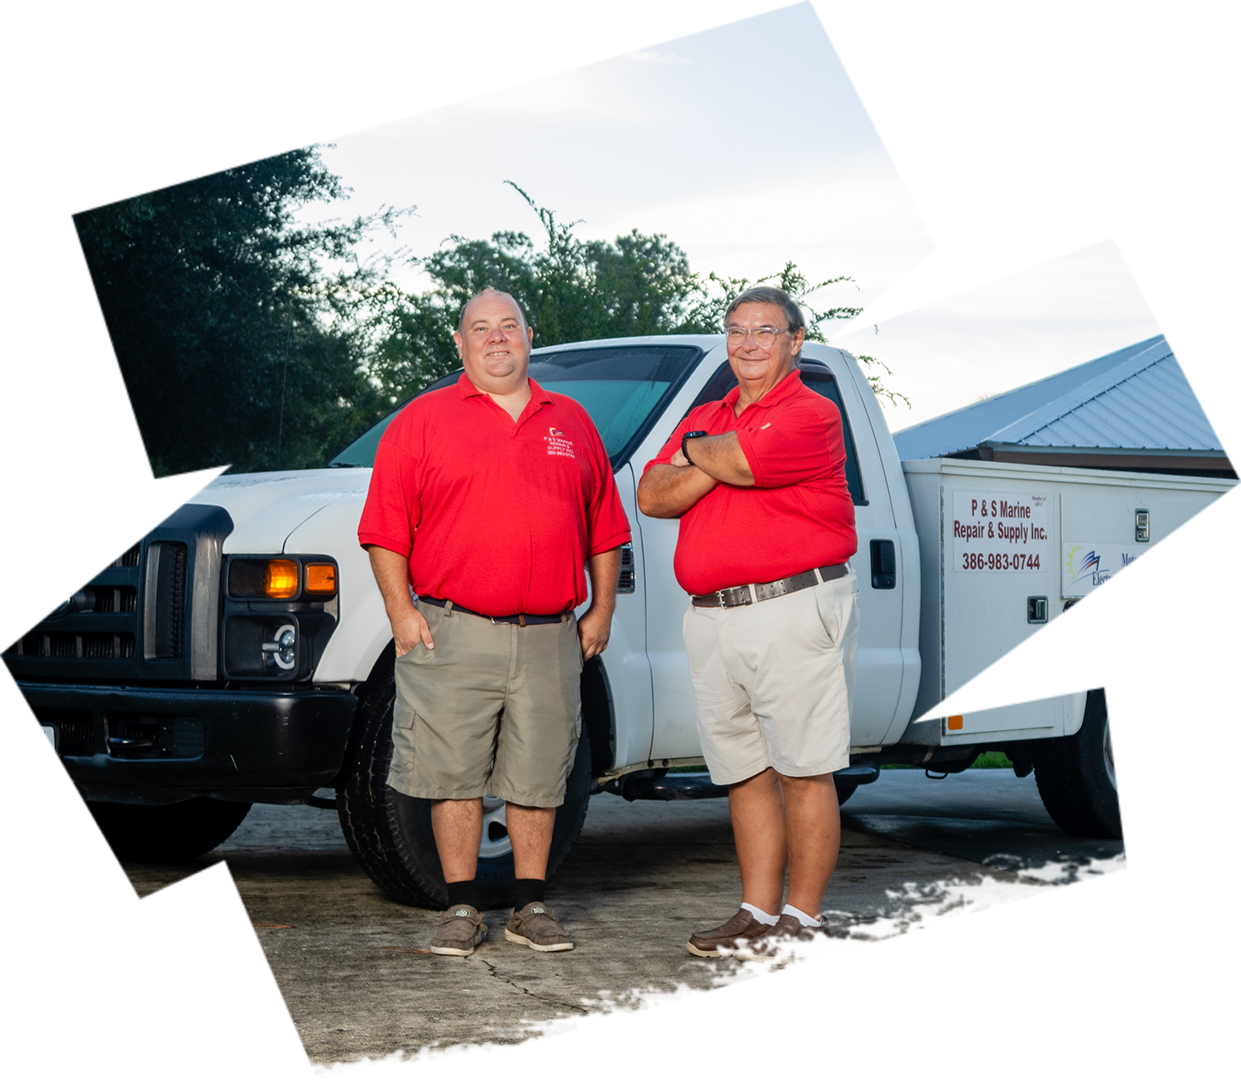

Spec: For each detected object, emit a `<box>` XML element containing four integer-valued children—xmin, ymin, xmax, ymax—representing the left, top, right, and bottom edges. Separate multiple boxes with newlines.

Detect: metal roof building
<box><xmin>892</xmin><ymin>335</ymin><xmax>1234</xmax><ymax>477</ymax></box>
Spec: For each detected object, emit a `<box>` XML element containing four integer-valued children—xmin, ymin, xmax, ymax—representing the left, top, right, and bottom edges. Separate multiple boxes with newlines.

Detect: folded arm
<box><xmin>636</xmin><ymin>432</ymin><xmax>754</xmax><ymax>518</ymax></box>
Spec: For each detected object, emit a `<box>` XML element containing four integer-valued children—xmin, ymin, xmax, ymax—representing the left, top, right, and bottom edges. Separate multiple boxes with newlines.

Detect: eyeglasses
<box><xmin>724</xmin><ymin>326</ymin><xmax>789</xmax><ymax>347</ymax></box>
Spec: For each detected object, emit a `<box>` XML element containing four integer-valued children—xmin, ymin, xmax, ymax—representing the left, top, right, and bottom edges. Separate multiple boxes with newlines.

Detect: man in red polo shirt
<box><xmin>637</xmin><ymin>286</ymin><xmax>859</xmax><ymax>959</ymax></box>
<box><xmin>358</xmin><ymin>289</ymin><xmax>630</xmax><ymax>957</ymax></box>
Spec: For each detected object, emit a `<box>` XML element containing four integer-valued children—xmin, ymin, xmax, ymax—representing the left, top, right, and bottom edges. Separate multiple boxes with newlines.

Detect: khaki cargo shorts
<box><xmin>683</xmin><ymin>568</ymin><xmax>859</xmax><ymax>785</ymax></box>
<box><xmin>388</xmin><ymin>603</ymin><xmax>583</xmax><ymax>807</ymax></box>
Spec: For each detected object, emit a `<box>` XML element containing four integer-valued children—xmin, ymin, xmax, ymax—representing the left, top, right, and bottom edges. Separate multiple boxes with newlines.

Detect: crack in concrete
<box><xmin>476</xmin><ymin>959</ymin><xmax>590</xmax><ymax>1017</ymax></box>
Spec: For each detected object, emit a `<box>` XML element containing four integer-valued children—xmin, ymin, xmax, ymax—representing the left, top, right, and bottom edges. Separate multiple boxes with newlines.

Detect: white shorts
<box><xmin>683</xmin><ymin>568</ymin><xmax>859</xmax><ymax>785</ymax></box>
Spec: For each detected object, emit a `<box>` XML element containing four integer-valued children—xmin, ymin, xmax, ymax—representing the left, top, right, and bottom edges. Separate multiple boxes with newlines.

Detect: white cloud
<box><xmin>298</xmin><ymin>6</ymin><xmax>930</xmax><ymax>333</ymax></box>
<box><xmin>624</xmin><ymin>48</ymin><xmax>693</xmax><ymax>64</ymax></box>
<box><xmin>837</xmin><ymin>241</ymin><xmax>1164</xmax><ymax>430</ymax></box>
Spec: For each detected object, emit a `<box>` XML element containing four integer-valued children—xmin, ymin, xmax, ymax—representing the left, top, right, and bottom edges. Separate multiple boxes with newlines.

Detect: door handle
<box><xmin>870</xmin><ymin>540</ymin><xmax>896</xmax><ymax>589</ymax></box>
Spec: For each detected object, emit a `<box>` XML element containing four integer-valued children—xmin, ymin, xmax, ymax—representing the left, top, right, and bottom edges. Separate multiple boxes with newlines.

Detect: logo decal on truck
<box><xmin>952</xmin><ymin>491</ymin><xmax>1049</xmax><ymax>572</ymax></box>
<box><xmin>1063</xmin><ymin>542</ymin><xmax>1142</xmax><ymax>597</ymax></box>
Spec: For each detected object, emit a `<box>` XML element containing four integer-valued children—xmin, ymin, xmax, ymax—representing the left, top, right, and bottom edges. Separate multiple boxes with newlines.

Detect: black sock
<box><xmin>446</xmin><ymin>879</ymin><xmax>481</xmax><ymax>910</ymax></box>
<box><xmin>513</xmin><ymin>878</ymin><xmax>546</xmax><ymax>909</ymax></box>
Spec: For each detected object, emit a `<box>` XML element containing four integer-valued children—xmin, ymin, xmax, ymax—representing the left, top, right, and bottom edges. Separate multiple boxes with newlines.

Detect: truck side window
<box><xmin>686</xmin><ymin>361</ymin><xmax>866</xmax><ymax>506</ymax></box>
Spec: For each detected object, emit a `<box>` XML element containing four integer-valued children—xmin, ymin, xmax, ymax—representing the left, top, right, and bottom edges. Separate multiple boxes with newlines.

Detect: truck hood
<box><xmin>196</xmin><ymin>468</ymin><xmax>372</xmax><ymax>554</ymax></box>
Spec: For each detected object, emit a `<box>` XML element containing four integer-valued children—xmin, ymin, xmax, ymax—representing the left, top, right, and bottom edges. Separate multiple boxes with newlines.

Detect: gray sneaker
<box><xmin>430</xmin><ymin>904</ymin><xmax>488</xmax><ymax>956</ymax></box>
<box><xmin>505</xmin><ymin>902</ymin><xmax>574</xmax><ymax>952</ymax></box>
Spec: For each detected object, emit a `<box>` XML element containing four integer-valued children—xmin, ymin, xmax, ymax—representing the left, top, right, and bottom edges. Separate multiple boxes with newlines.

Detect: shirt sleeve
<box><xmin>641</xmin><ymin>409</ymin><xmax>709</xmax><ymax>475</ymax></box>
<box><xmin>357</xmin><ymin>411</ymin><xmax>422</xmax><ymax>557</ymax></box>
<box><xmin>579</xmin><ymin>409</ymin><xmax>631</xmax><ymax>555</ymax></box>
<box><xmin>735</xmin><ymin>397</ymin><xmax>843</xmax><ymax>489</ymax></box>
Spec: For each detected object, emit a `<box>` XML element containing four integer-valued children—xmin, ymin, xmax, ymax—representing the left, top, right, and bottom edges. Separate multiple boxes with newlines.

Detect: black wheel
<box><xmin>834</xmin><ymin>780</ymin><xmax>857</xmax><ymax>807</ymax></box>
<box><xmin>1033</xmin><ymin>689</ymin><xmax>1121</xmax><ymax>839</ymax></box>
<box><xmin>87</xmin><ymin>798</ymin><xmax>252</xmax><ymax>862</ymax></box>
<box><xmin>337</xmin><ymin>661</ymin><xmax>592</xmax><ymax>909</ymax></box>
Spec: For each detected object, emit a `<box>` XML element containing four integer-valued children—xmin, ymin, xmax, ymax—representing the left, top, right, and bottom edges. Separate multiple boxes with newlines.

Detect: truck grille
<box><xmin>93</xmin><ymin>586</ymin><xmax>138</xmax><ymax>614</ymax></box>
<box><xmin>3</xmin><ymin>504</ymin><xmax>232</xmax><ymax>684</ymax></box>
<box><xmin>16</xmin><ymin>631</ymin><xmax>137</xmax><ymax>660</ymax></box>
<box><xmin>148</xmin><ymin>541</ymin><xmax>187</xmax><ymax>660</ymax></box>
<box><xmin>114</xmin><ymin>544</ymin><xmax>140</xmax><ymax>568</ymax></box>
<box><xmin>34</xmin><ymin>708</ymin><xmax>94</xmax><ymax>756</ymax></box>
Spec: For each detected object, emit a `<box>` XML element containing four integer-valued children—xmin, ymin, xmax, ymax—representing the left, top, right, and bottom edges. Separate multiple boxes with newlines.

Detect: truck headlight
<box><xmin>220</xmin><ymin>555</ymin><xmax>338</xmax><ymax>680</ymax></box>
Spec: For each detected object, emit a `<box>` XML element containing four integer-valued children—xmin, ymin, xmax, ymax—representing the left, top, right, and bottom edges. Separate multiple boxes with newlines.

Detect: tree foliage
<box><xmin>77</xmin><ymin>157</ymin><xmax>902</xmax><ymax>476</ymax></box>
<box><xmin>680</xmin><ymin>261</ymin><xmax>909</xmax><ymax>409</ymax></box>
<box><xmin>364</xmin><ymin>181</ymin><xmax>906</xmax><ymax>415</ymax></box>
<box><xmin>75</xmin><ymin>147</ymin><xmax>402</xmax><ymax>475</ymax></box>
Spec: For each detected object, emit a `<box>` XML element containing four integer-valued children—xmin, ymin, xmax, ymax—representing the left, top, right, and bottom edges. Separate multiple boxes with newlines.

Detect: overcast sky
<box><xmin>300</xmin><ymin>2</ymin><xmax>1163</xmax><ymax>432</ymax></box>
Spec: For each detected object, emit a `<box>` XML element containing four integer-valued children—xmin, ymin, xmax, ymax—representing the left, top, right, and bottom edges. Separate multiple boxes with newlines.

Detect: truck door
<box><xmin>798</xmin><ymin>355</ymin><xmax>910</xmax><ymax>748</ymax></box>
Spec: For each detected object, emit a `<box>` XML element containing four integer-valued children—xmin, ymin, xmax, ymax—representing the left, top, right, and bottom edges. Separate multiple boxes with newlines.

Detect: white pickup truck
<box><xmin>8</xmin><ymin>335</ymin><xmax>1231</xmax><ymax>907</ymax></box>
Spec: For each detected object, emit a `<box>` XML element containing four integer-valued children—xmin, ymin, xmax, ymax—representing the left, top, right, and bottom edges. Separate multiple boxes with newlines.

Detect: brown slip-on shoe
<box><xmin>687</xmin><ymin>908</ymin><xmax>773</xmax><ymax>958</ymax></box>
<box><xmin>505</xmin><ymin>902</ymin><xmax>574</xmax><ymax>952</ymax></box>
<box><xmin>734</xmin><ymin>912</ymin><xmax>820</xmax><ymax>961</ymax></box>
<box><xmin>429</xmin><ymin>904</ymin><xmax>488</xmax><ymax>956</ymax></box>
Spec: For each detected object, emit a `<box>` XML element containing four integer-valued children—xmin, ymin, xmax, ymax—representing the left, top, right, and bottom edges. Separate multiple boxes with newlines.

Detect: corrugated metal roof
<box><xmin>893</xmin><ymin>336</ymin><xmax>1225</xmax><ymax>460</ymax></box>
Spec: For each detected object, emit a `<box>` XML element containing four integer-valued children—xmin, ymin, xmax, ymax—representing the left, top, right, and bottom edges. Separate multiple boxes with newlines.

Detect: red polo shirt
<box><xmin>644</xmin><ymin>370</ymin><xmax>856</xmax><ymax>595</ymax></box>
<box><xmin>358</xmin><ymin>375</ymin><xmax>631</xmax><ymax>616</ymax></box>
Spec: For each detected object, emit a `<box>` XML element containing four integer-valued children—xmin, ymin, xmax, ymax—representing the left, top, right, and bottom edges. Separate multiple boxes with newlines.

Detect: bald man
<box><xmin>359</xmin><ymin>289</ymin><xmax>630</xmax><ymax>955</ymax></box>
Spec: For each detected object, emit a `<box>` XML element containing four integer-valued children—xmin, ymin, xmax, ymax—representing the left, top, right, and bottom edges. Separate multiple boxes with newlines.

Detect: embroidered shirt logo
<box><xmin>545</xmin><ymin>428</ymin><xmax>575</xmax><ymax>459</ymax></box>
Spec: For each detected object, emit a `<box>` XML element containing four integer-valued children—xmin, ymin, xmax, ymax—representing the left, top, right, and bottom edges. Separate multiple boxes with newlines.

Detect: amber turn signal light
<box><xmin>947</xmin><ymin>715</ymin><xmax>964</xmax><ymax>731</ymax></box>
<box><xmin>264</xmin><ymin>560</ymin><xmax>300</xmax><ymax>599</ymax></box>
<box><xmin>304</xmin><ymin>563</ymin><xmax>337</xmax><ymax>596</ymax></box>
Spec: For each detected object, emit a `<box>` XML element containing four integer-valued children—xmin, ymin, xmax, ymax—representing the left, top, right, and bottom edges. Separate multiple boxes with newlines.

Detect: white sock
<box><xmin>782</xmin><ymin>904</ymin><xmax>822</xmax><ymax>928</ymax></box>
<box><xmin>740</xmin><ymin>902</ymin><xmax>780</xmax><ymax>926</ymax></box>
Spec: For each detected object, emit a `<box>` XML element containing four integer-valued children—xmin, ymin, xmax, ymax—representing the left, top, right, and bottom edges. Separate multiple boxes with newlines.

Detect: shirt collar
<box><xmin>456</xmin><ymin>372</ymin><xmax>552</xmax><ymax>405</ymax></box>
<box><xmin>719</xmin><ymin>368</ymin><xmax>804</xmax><ymax>411</ymax></box>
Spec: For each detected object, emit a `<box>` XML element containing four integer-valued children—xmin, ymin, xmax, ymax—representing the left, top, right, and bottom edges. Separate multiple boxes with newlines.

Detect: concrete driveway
<box><xmin>842</xmin><ymin>767</ymin><xmax>1124</xmax><ymax>879</ymax></box>
<box><xmin>120</xmin><ymin>769</ymin><xmax>1123</xmax><ymax>1064</ymax></box>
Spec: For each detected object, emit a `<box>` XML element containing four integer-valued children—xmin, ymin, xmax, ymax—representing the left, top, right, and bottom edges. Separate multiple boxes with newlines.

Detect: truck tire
<box><xmin>1033</xmin><ymin>690</ymin><xmax>1121</xmax><ymax>839</ymax></box>
<box><xmin>87</xmin><ymin>798</ymin><xmax>252</xmax><ymax>862</ymax></box>
<box><xmin>337</xmin><ymin>663</ymin><xmax>592</xmax><ymax>909</ymax></box>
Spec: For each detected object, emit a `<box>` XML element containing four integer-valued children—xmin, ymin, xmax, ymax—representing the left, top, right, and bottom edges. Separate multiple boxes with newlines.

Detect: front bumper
<box><xmin>20</xmin><ymin>681</ymin><xmax>357</xmax><ymax>805</ymax></box>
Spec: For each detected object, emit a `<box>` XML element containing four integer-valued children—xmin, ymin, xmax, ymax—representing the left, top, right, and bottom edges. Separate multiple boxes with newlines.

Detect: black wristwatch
<box><xmin>681</xmin><ymin>430</ymin><xmax>709</xmax><ymax>465</ymax></box>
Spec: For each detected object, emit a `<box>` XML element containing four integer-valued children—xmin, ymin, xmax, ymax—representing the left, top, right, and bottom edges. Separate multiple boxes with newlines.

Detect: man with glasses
<box><xmin>637</xmin><ymin>286</ymin><xmax>859</xmax><ymax>958</ymax></box>
<box><xmin>359</xmin><ymin>289</ymin><xmax>629</xmax><ymax>957</ymax></box>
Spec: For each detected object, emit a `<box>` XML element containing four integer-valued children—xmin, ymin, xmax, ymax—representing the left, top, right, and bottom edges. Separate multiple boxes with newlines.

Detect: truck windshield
<box><xmin>329</xmin><ymin>344</ymin><xmax>704</xmax><ymax>469</ymax></box>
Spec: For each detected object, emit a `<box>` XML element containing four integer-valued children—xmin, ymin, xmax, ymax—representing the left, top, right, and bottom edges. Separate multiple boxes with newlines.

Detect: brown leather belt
<box><xmin>418</xmin><ymin>595</ymin><xmax>570</xmax><ymax>626</ymax></box>
<box><xmin>690</xmin><ymin>563</ymin><xmax>849</xmax><ymax>609</ymax></box>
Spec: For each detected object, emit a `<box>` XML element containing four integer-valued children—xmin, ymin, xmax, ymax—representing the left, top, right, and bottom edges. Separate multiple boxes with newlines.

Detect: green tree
<box><xmin>362</xmin><ymin>182</ymin><xmax>905</xmax><ymax>417</ymax></box>
<box><xmin>360</xmin><ymin>184</ymin><xmax>704</xmax><ymax>414</ymax></box>
<box><xmin>680</xmin><ymin>261</ymin><xmax>908</xmax><ymax>409</ymax></box>
<box><xmin>75</xmin><ymin>147</ymin><xmax>403</xmax><ymax>475</ymax></box>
